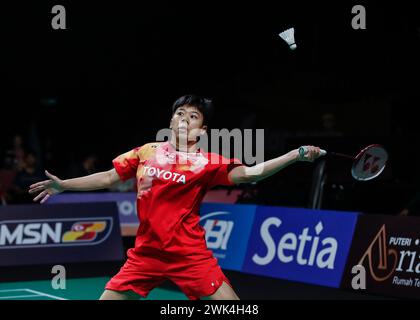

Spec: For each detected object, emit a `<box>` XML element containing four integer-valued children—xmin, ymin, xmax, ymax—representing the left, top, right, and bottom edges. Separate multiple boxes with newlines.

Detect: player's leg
<box><xmin>102</xmin><ymin>249</ymin><xmax>166</xmax><ymax>300</ymax></box>
<box><xmin>168</xmin><ymin>253</ymin><xmax>240</xmax><ymax>300</ymax></box>
<box><xmin>206</xmin><ymin>281</ymin><xmax>240</xmax><ymax>300</ymax></box>
<box><xmin>99</xmin><ymin>289</ymin><xmax>141</xmax><ymax>300</ymax></box>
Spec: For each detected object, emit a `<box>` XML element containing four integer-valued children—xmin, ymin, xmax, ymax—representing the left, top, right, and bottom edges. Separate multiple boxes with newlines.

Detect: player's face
<box><xmin>170</xmin><ymin>105</ymin><xmax>207</xmax><ymax>143</ymax></box>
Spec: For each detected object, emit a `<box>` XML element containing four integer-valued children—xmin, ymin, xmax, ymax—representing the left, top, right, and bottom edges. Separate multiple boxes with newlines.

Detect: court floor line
<box><xmin>25</xmin><ymin>289</ymin><xmax>67</xmax><ymax>300</ymax></box>
<box><xmin>0</xmin><ymin>294</ymin><xmax>40</xmax><ymax>299</ymax></box>
<box><xmin>0</xmin><ymin>288</ymin><xmax>67</xmax><ymax>300</ymax></box>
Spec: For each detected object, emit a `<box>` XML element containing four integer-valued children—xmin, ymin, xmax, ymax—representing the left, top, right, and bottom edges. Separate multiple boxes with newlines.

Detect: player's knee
<box><xmin>207</xmin><ymin>282</ymin><xmax>240</xmax><ymax>300</ymax></box>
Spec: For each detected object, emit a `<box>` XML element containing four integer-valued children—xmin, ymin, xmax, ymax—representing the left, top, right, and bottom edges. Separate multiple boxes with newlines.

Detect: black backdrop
<box><xmin>1</xmin><ymin>1</ymin><xmax>420</xmax><ymax>212</ymax></box>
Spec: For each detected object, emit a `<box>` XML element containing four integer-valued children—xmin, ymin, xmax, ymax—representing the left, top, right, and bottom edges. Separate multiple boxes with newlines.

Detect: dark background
<box><xmin>1</xmin><ymin>1</ymin><xmax>420</xmax><ymax>214</ymax></box>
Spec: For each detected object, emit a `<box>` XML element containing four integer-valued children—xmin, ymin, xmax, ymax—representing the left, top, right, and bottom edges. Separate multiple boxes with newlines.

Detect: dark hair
<box><xmin>171</xmin><ymin>94</ymin><xmax>214</xmax><ymax>125</ymax></box>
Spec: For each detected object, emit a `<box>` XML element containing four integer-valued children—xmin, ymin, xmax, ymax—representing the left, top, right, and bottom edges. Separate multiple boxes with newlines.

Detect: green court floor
<box><xmin>0</xmin><ymin>277</ymin><xmax>188</xmax><ymax>300</ymax></box>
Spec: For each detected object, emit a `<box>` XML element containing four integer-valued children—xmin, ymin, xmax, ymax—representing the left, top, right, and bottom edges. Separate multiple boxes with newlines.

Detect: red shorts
<box><xmin>105</xmin><ymin>248</ymin><xmax>232</xmax><ymax>300</ymax></box>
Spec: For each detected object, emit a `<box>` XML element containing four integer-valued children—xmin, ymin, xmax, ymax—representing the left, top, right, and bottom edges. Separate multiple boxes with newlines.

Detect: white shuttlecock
<box><xmin>279</xmin><ymin>27</ymin><xmax>296</xmax><ymax>50</ymax></box>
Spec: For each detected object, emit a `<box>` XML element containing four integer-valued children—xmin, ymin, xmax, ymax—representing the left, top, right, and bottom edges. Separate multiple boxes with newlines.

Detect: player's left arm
<box><xmin>228</xmin><ymin>146</ymin><xmax>321</xmax><ymax>184</ymax></box>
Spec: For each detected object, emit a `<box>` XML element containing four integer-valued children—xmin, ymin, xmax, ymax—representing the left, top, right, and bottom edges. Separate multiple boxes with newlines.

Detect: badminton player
<box><xmin>29</xmin><ymin>94</ymin><xmax>321</xmax><ymax>300</ymax></box>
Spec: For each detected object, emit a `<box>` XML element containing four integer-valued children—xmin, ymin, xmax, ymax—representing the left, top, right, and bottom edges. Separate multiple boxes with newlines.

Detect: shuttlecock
<box><xmin>279</xmin><ymin>27</ymin><xmax>296</xmax><ymax>50</ymax></box>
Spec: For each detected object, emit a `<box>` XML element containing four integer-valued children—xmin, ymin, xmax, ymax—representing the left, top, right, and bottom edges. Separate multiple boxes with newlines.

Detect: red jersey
<box><xmin>113</xmin><ymin>141</ymin><xmax>242</xmax><ymax>256</ymax></box>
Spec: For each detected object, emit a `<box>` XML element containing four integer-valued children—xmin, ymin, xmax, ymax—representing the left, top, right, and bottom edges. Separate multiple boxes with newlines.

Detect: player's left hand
<box><xmin>29</xmin><ymin>170</ymin><xmax>64</xmax><ymax>204</ymax></box>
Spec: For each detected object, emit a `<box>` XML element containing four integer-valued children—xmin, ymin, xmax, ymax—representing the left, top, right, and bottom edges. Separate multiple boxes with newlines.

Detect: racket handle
<box><xmin>298</xmin><ymin>147</ymin><xmax>327</xmax><ymax>158</ymax></box>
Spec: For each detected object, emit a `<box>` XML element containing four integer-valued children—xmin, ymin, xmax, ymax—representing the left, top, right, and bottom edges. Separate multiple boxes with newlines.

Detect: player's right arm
<box><xmin>29</xmin><ymin>169</ymin><xmax>121</xmax><ymax>204</ymax></box>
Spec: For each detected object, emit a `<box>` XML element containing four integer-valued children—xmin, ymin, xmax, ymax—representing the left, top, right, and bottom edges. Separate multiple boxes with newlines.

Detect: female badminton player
<box><xmin>29</xmin><ymin>94</ymin><xmax>321</xmax><ymax>300</ymax></box>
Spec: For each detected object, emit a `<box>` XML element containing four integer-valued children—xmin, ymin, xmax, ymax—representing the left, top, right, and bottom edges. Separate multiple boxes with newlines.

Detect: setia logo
<box><xmin>252</xmin><ymin>217</ymin><xmax>338</xmax><ymax>269</ymax></box>
<box><xmin>0</xmin><ymin>217</ymin><xmax>113</xmax><ymax>249</ymax></box>
<box><xmin>357</xmin><ymin>225</ymin><xmax>420</xmax><ymax>287</ymax></box>
<box><xmin>200</xmin><ymin>211</ymin><xmax>234</xmax><ymax>250</ymax></box>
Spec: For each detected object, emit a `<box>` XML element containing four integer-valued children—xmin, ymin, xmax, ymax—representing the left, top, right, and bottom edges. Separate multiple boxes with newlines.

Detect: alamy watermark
<box><xmin>156</xmin><ymin>128</ymin><xmax>265</xmax><ymax>168</ymax></box>
<box><xmin>51</xmin><ymin>265</ymin><xmax>66</xmax><ymax>290</ymax></box>
<box><xmin>351</xmin><ymin>264</ymin><xmax>366</xmax><ymax>290</ymax></box>
<box><xmin>51</xmin><ymin>5</ymin><xmax>66</xmax><ymax>30</ymax></box>
<box><xmin>351</xmin><ymin>5</ymin><xmax>366</xmax><ymax>30</ymax></box>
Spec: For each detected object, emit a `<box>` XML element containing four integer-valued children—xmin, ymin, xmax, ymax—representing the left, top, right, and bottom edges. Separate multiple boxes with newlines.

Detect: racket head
<box><xmin>351</xmin><ymin>144</ymin><xmax>388</xmax><ymax>181</ymax></box>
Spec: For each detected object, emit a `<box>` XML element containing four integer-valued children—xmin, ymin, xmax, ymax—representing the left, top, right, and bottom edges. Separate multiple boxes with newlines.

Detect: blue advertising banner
<box><xmin>199</xmin><ymin>203</ymin><xmax>257</xmax><ymax>271</ymax></box>
<box><xmin>47</xmin><ymin>191</ymin><xmax>241</xmax><ymax>226</ymax></box>
<box><xmin>47</xmin><ymin>192</ymin><xmax>139</xmax><ymax>225</ymax></box>
<box><xmin>242</xmin><ymin>206</ymin><xmax>359</xmax><ymax>287</ymax></box>
<box><xmin>0</xmin><ymin>203</ymin><xmax>124</xmax><ymax>266</ymax></box>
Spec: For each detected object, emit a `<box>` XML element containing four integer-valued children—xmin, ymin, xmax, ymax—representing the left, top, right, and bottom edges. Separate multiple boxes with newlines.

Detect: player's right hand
<box><xmin>298</xmin><ymin>146</ymin><xmax>321</xmax><ymax>162</ymax></box>
<box><xmin>28</xmin><ymin>170</ymin><xmax>65</xmax><ymax>204</ymax></box>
